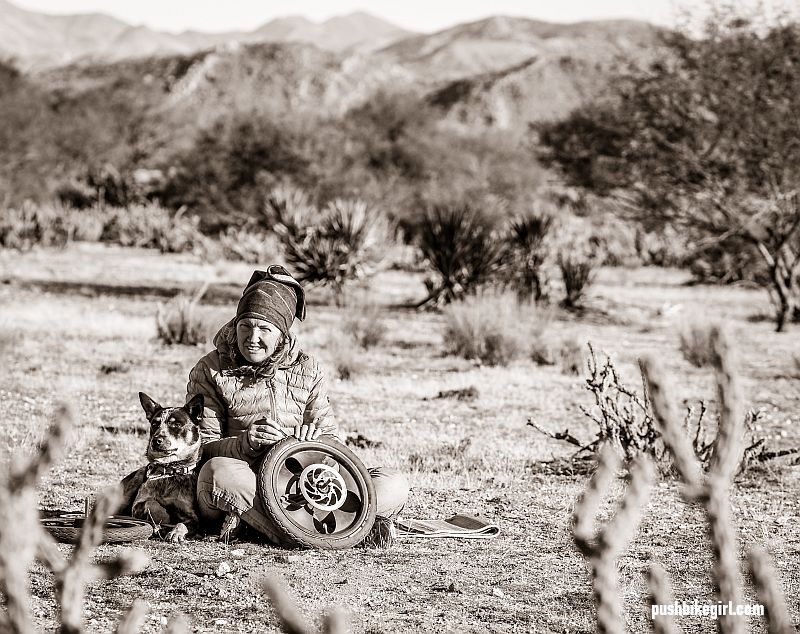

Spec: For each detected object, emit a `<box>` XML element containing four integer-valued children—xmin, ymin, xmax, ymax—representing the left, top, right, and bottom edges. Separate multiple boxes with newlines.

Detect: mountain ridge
<box><xmin>0</xmin><ymin>0</ymin><xmax>414</xmax><ymax>68</ymax></box>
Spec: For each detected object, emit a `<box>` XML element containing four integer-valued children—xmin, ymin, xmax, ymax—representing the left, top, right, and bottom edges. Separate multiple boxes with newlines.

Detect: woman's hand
<box><xmin>247</xmin><ymin>419</ymin><xmax>286</xmax><ymax>450</ymax></box>
<box><xmin>294</xmin><ymin>423</ymin><xmax>322</xmax><ymax>442</ymax></box>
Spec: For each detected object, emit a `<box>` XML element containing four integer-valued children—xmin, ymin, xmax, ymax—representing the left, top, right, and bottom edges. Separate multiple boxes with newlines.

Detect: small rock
<box><xmin>215</xmin><ymin>561</ymin><xmax>233</xmax><ymax>577</ymax></box>
<box><xmin>492</xmin><ymin>587</ymin><xmax>505</xmax><ymax>598</ymax></box>
<box><xmin>230</xmin><ymin>549</ymin><xmax>245</xmax><ymax>558</ymax></box>
<box><xmin>213</xmin><ymin>619</ymin><xmax>228</xmax><ymax>626</ymax></box>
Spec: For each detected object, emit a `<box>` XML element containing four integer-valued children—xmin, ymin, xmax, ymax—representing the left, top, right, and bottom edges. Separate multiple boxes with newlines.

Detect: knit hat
<box><xmin>235</xmin><ymin>265</ymin><xmax>306</xmax><ymax>336</ymax></box>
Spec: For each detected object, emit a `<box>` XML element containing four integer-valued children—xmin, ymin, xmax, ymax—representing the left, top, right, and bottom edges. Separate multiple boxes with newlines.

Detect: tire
<box><xmin>41</xmin><ymin>514</ymin><xmax>154</xmax><ymax>544</ymax></box>
<box><xmin>258</xmin><ymin>437</ymin><xmax>376</xmax><ymax>550</ymax></box>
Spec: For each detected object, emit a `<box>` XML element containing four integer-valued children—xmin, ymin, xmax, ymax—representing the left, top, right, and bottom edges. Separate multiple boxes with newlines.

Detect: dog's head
<box><xmin>138</xmin><ymin>392</ymin><xmax>203</xmax><ymax>464</ymax></box>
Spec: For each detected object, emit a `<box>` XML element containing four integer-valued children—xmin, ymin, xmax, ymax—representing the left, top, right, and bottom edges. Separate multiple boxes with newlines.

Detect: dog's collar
<box><xmin>144</xmin><ymin>461</ymin><xmax>199</xmax><ymax>481</ymax></box>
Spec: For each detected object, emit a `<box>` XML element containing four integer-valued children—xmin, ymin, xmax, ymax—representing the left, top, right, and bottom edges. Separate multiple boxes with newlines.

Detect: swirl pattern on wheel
<box><xmin>299</xmin><ymin>464</ymin><xmax>347</xmax><ymax>511</ymax></box>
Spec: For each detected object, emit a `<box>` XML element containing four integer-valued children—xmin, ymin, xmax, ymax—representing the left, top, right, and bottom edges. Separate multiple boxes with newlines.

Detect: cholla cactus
<box><xmin>572</xmin><ymin>445</ymin><xmax>654</xmax><ymax>634</ymax></box>
<box><xmin>575</xmin><ymin>325</ymin><xmax>795</xmax><ymax>634</ymax></box>
<box><xmin>0</xmin><ymin>404</ymin><xmax>150</xmax><ymax>634</ymax></box>
<box><xmin>642</xmin><ymin>326</ymin><xmax>744</xmax><ymax>634</ymax></box>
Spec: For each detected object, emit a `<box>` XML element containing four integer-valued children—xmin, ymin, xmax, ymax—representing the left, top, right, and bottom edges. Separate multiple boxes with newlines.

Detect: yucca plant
<box><xmin>505</xmin><ymin>211</ymin><xmax>555</xmax><ymax>302</ymax></box>
<box><xmin>265</xmin><ymin>188</ymin><xmax>388</xmax><ymax>304</ymax></box>
<box><xmin>416</xmin><ymin>203</ymin><xmax>508</xmax><ymax>307</ymax></box>
<box><xmin>559</xmin><ymin>253</ymin><xmax>596</xmax><ymax>309</ymax></box>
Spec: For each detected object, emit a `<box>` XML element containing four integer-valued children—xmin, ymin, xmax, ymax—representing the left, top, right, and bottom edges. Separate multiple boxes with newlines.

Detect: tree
<box><xmin>538</xmin><ymin>8</ymin><xmax>800</xmax><ymax>331</ymax></box>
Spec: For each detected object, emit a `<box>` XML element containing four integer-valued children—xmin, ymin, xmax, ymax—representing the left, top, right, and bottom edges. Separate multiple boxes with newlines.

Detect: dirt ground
<box><xmin>1</xmin><ymin>243</ymin><xmax>799</xmax><ymax>633</ymax></box>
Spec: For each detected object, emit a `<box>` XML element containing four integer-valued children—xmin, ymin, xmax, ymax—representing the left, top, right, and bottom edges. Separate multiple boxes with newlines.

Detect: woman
<box><xmin>188</xmin><ymin>265</ymin><xmax>409</xmax><ymax>547</ymax></box>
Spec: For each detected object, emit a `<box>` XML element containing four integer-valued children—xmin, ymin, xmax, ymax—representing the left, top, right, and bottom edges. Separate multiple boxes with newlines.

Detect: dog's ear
<box><xmin>139</xmin><ymin>392</ymin><xmax>161</xmax><ymax>419</ymax></box>
<box><xmin>184</xmin><ymin>393</ymin><xmax>204</xmax><ymax>422</ymax></box>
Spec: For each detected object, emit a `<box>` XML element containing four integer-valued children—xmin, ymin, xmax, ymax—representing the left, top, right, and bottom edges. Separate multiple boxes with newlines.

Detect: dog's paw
<box><xmin>166</xmin><ymin>523</ymin><xmax>189</xmax><ymax>543</ymax></box>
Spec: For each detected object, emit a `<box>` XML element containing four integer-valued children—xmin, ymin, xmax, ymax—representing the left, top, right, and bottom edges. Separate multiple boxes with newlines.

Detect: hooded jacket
<box><xmin>186</xmin><ymin>318</ymin><xmax>339</xmax><ymax>463</ymax></box>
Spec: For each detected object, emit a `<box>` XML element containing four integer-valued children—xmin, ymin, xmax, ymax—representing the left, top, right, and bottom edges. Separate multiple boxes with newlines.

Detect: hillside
<box><xmin>423</xmin><ymin>19</ymin><xmax>660</xmax><ymax>128</ymax></box>
<box><xmin>377</xmin><ymin>16</ymin><xmax>659</xmax><ymax>83</ymax></box>
<box><xmin>0</xmin><ymin>13</ymin><xmax>665</xmax><ymax>218</ymax></box>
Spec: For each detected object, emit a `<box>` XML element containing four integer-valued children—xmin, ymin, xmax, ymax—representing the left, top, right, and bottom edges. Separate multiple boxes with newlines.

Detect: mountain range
<box><xmin>0</xmin><ymin>0</ymin><xmax>413</xmax><ymax>68</ymax></box>
<box><xmin>4</xmin><ymin>4</ymin><xmax>660</xmax><ymax>132</ymax></box>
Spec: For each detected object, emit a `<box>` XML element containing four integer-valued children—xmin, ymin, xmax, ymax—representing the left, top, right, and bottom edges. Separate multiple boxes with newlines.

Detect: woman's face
<box><xmin>236</xmin><ymin>318</ymin><xmax>283</xmax><ymax>364</ymax></box>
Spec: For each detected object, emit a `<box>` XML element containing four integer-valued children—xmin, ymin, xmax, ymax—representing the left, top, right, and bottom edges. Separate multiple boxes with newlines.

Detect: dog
<box><xmin>120</xmin><ymin>392</ymin><xmax>204</xmax><ymax>543</ymax></box>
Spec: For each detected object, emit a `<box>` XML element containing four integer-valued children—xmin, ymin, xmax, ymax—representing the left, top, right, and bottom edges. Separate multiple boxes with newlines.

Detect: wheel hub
<box><xmin>298</xmin><ymin>463</ymin><xmax>347</xmax><ymax>511</ymax></box>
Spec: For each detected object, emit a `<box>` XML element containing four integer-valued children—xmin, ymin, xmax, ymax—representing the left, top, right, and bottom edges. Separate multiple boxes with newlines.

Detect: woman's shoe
<box><xmin>219</xmin><ymin>512</ymin><xmax>242</xmax><ymax>544</ymax></box>
<box><xmin>361</xmin><ymin>516</ymin><xmax>396</xmax><ymax>549</ymax></box>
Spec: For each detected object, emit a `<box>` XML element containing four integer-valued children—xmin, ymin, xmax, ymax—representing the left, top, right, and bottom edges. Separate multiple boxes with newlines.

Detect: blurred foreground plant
<box><xmin>572</xmin><ymin>328</ymin><xmax>794</xmax><ymax>634</ymax></box>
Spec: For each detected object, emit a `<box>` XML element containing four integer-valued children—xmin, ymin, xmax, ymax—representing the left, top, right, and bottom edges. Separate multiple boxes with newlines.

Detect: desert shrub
<box><xmin>417</xmin><ymin>203</ymin><xmax>508</xmax><ymax>307</ymax></box>
<box><xmin>558</xmin><ymin>337</ymin><xmax>585</xmax><ymax>376</ymax></box>
<box><xmin>678</xmin><ymin>320</ymin><xmax>716</xmax><ymax>367</ymax></box>
<box><xmin>530</xmin><ymin>333</ymin><xmax>585</xmax><ymax>374</ymax></box>
<box><xmin>56</xmin><ymin>163</ymin><xmax>146</xmax><ymax>209</ymax></box>
<box><xmin>634</xmin><ymin>225</ymin><xmax>691</xmax><ymax>268</ymax></box>
<box><xmin>530</xmin><ymin>342</ymin><xmax>795</xmax><ymax>474</ymax></box>
<box><xmin>101</xmin><ymin>204</ymin><xmax>205</xmax><ymax>253</ymax></box>
<box><xmin>504</xmin><ymin>209</ymin><xmax>555</xmax><ymax>302</ymax></box>
<box><xmin>159</xmin><ymin>111</ymin><xmax>310</xmax><ymax>226</ymax></box>
<box><xmin>341</xmin><ymin>301</ymin><xmax>387</xmax><ymax>349</ymax></box>
<box><xmin>66</xmin><ymin>205</ymin><xmax>108</xmax><ymax>242</ymax></box>
<box><xmin>687</xmin><ymin>238</ymin><xmax>769</xmax><ymax>285</ymax></box>
<box><xmin>443</xmin><ymin>292</ymin><xmax>536</xmax><ymax>366</ymax></box>
<box><xmin>215</xmin><ymin>225</ymin><xmax>282</xmax><ymax>264</ymax></box>
<box><xmin>408</xmin><ymin>438</ymin><xmax>486</xmax><ymax>475</ymax></box>
<box><xmin>324</xmin><ymin>334</ymin><xmax>363</xmax><ymax>380</ymax></box>
<box><xmin>558</xmin><ymin>254</ymin><xmax>597</xmax><ymax>309</ymax></box>
<box><xmin>570</xmin><ymin>328</ymin><xmax>793</xmax><ymax>634</ymax></box>
<box><xmin>156</xmin><ymin>285</ymin><xmax>210</xmax><ymax>346</ymax></box>
<box><xmin>0</xmin><ymin>201</ymin><xmax>70</xmax><ymax>250</ymax></box>
<box><xmin>265</xmin><ymin>188</ymin><xmax>388</xmax><ymax>303</ymax></box>
<box><xmin>530</xmin><ymin>338</ymin><xmax>557</xmax><ymax>366</ymax></box>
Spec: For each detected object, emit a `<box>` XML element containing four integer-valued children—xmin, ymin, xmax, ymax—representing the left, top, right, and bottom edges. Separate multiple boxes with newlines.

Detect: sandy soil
<box><xmin>1</xmin><ymin>244</ymin><xmax>799</xmax><ymax>633</ymax></box>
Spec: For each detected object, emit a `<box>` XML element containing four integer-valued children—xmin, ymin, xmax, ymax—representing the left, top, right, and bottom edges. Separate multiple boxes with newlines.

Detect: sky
<box><xmin>11</xmin><ymin>0</ymin><xmax>682</xmax><ymax>33</ymax></box>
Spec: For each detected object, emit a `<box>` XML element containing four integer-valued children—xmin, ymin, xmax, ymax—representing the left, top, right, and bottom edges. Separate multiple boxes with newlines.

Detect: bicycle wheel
<box><xmin>258</xmin><ymin>437</ymin><xmax>376</xmax><ymax>549</ymax></box>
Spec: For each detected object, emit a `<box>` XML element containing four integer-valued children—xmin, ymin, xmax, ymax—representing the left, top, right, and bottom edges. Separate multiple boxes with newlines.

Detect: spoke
<box><xmin>331</xmin><ymin>507</ymin><xmax>358</xmax><ymax>531</ymax></box>
<box><xmin>284</xmin><ymin>457</ymin><xmax>304</xmax><ymax>476</ymax></box>
<box><xmin>337</xmin><ymin>465</ymin><xmax>362</xmax><ymax>498</ymax></box>
<box><xmin>281</xmin><ymin>492</ymin><xmax>306</xmax><ymax>512</ymax></box>
<box><xmin>339</xmin><ymin>490</ymin><xmax>362</xmax><ymax>513</ymax></box>
<box><xmin>284</xmin><ymin>504</ymin><xmax>317</xmax><ymax>532</ymax></box>
<box><xmin>288</xmin><ymin>450</ymin><xmax>329</xmax><ymax>471</ymax></box>
<box><xmin>313</xmin><ymin>509</ymin><xmax>336</xmax><ymax>534</ymax></box>
<box><xmin>274</xmin><ymin>467</ymin><xmax>299</xmax><ymax>495</ymax></box>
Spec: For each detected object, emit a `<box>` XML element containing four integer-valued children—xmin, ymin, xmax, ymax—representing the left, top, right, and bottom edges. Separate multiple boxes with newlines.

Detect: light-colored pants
<box><xmin>197</xmin><ymin>456</ymin><xmax>409</xmax><ymax>546</ymax></box>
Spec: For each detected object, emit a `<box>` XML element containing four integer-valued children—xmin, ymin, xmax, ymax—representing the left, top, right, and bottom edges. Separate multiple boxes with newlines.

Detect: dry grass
<box><xmin>1</xmin><ymin>245</ymin><xmax>800</xmax><ymax>633</ymax></box>
<box><xmin>443</xmin><ymin>292</ymin><xmax>550</xmax><ymax>367</ymax></box>
<box><xmin>341</xmin><ymin>301</ymin><xmax>387</xmax><ymax>350</ymax></box>
<box><xmin>678</xmin><ymin>318</ymin><xmax>716</xmax><ymax>367</ymax></box>
<box><xmin>155</xmin><ymin>285</ymin><xmax>211</xmax><ymax>346</ymax></box>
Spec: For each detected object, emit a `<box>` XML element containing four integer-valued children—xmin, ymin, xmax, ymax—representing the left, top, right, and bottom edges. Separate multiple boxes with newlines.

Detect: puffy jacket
<box><xmin>186</xmin><ymin>319</ymin><xmax>340</xmax><ymax>463</ymax></box>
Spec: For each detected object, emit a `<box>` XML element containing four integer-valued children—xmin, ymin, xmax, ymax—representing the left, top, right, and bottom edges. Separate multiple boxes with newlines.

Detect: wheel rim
<box><xmin>269</xmin><ymin>445</ymin><xmax>370</xmax><ymax>538</ymax></box>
